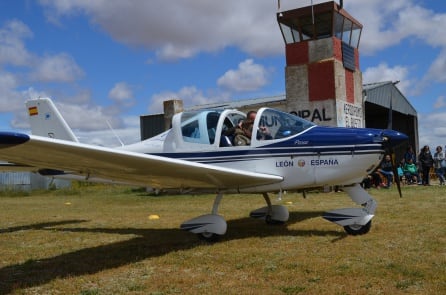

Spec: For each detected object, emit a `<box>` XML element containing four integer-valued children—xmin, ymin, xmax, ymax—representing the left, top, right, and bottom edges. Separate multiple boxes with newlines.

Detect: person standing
<box><xmin>418</xmin><ymin>145</ymin><xmax>434</xmax><ymax>185</ymax></box>
<box><xmin>433</xmin><ymin>145</ymin><xmax>445</xmax><ymax>185</ymax></box>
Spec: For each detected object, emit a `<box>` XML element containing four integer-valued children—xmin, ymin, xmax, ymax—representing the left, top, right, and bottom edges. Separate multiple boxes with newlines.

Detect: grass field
<box><xmin>0</xmin><ymin>183</ymin><xmax>445</xmax><ymax>295</ymax></box>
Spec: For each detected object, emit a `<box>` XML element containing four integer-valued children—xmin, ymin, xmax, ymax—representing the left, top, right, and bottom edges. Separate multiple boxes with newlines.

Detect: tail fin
<box><xmin>25</xmin><ymin>97</ymin><xmax>79</xmax><ymax>142</ymax></box>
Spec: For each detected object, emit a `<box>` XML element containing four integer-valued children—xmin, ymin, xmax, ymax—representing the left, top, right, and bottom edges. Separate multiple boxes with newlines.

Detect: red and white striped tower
<box><xmin>277</xmin><ymin>1</ymin><xmax>363</xmax><ymax>127</ymax></box>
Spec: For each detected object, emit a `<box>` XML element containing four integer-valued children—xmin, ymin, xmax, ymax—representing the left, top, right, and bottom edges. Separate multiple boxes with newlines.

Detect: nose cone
<box><xmin>381</xmin><ymin>129</ymin><xmax>408</xmax><ymax>148</ymax></box>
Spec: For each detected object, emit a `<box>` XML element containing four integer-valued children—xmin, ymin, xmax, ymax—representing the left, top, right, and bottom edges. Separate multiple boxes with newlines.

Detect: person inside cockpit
<box><xmin>233</xmin><ymin>119</ymin><xmax>253</xmax><ymax>146</ymax></box>
<box><xmin>223</xmin><ymin>111</ymin><xmax>257</xmax><ymax>137</ymax></box>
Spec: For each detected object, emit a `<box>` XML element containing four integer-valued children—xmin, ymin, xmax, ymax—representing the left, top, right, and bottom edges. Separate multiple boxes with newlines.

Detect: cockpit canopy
<box><xmin>167</xmin><ymin>107</ymin><xmax>315</xmax><ymax>151</ymax></box>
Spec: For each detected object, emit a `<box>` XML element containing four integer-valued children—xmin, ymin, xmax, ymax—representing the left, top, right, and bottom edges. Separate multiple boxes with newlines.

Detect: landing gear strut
<box><xmin>180</xmin><ymin>192</ymin><xmax>227</xmax><ymax>241</ymax></box>
<box><xmin>250</xmin><ymin>193</ymin><xmax>289</xmax><ymax>224</ymax></box>
<box><xmin>181</xmin><ymin>192</ymin><xmax>290</xmax><ymax>241</ymax></box>
<box><xmin>322</xmin><ymin>184</ymin><xmax>377</xmax><ymax>235</ymax></box>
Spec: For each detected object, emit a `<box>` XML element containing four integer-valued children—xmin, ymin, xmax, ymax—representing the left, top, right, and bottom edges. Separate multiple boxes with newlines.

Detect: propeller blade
<box><xmin>390</xmin><ymin>151</ymin><xmax>403</xmax><ymax>198</ymax></box>
<box><xmin>387</xmin><ymin>94</ymin><xmax>393</xmax><ymax>130</ymax></box>
<box><xmin>381</xmin><ymin>129</ymin><xmax>406</xmax><ymax>198</ymax></box>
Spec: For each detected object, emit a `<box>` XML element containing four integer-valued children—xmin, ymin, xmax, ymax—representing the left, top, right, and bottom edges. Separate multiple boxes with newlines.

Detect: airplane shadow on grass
<box><xmin>0</xmin><ymin>211</ymin><xmax>345</xmax><ymax>294</ymax></box>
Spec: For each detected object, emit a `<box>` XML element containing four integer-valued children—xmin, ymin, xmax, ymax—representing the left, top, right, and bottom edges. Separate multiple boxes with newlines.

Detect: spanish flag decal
<box><xmin>28</xmin><ymin>106</ymin><xmax>38</xmax><ymax>116</ymax></box>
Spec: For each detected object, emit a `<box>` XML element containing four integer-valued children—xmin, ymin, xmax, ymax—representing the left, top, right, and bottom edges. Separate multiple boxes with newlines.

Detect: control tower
<box><xmin>277</xmin><ymin>1</ymin><xmax>363</xmax><ymax>127</ymax></box>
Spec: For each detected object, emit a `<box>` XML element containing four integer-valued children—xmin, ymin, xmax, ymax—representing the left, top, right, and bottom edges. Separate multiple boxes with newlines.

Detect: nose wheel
<box><xmin>343</xmin><ymin>220</ymin><xmax>372</xmax><ymax>235</ymax></box>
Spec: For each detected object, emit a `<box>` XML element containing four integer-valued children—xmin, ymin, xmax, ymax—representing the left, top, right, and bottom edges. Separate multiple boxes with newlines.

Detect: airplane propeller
<box><xmin>392</xmin><ymin>153</ymin><xmax>402</xmax><ymax>198</ymax></box>
<box><xmin>382</xmin><ymin>133</ymin><xmax>403</xmax><ymax>198</ymax></box>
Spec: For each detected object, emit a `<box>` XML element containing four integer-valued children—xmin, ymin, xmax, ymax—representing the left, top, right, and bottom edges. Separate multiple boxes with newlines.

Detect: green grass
<box><xmin>0</xmin><ymin>184</ymin><xmax>445</xmax><ymax>294</ymax></box>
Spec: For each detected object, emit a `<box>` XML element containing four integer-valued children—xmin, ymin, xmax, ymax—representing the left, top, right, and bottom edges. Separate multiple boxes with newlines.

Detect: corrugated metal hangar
<box><xmin>363</xmin><ymin>82</ymin><xmax>418</xmax><ymax>155</ymax></box>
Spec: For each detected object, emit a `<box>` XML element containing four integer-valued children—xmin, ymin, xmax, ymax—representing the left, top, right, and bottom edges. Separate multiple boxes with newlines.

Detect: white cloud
<box><xmin>338</xmin><ymin>0</ymin><xmax>446</xmax><ymax>85</ymax></box>
<box><xmin>0</xmin><ymin>20</ymin><xmax>33</xmax><ymax>66</ymax></box>
<box><xmin>0</xmin><ymin>72</ymin><xmax>22</xmax><ymax>112</ymax></box>
<box><xmin>37</xmin><ymin>0</ymin><xmax>446</xmax><ymax>69</ymax></box>
<box><xmin>217</xmin><ymin>59</ymin><xmax>269</xmax><ymax>92</ymax></box>
<box><xmin>10</xmin><ymin>95</ymin><xmax>123</xmax><ymax>132</ymax></box>
<box><xmin>418</xmin><ymin>112</ymin><xmax>446</xmax><ymax>149</ymax></box>
<box><xmin>8</xmin><ymin>87</ymin><xmax>51</xmax><ymax>129</ymax></box>
<box><xmin>108</xmin><ymin>82</ymin><xmax>134</xmax><ymax>105</ymax></box>
<box><xmin>36</xmin><ymin>0</ymin><xmax>446</xmax><ymax>101</ymax></box>
<box><xmin>362</xmin><ymin>63</ymin><xmax>410</xmax><ymax>93</ymax></box>
<box><xmin>30</xmin><ymin>53</ymin><xmax>84</xmax><ymax>82</ymax></box>
<box><xmin>424</xmin><ymin>49</ymin><xmax>446</xmax><ymax>83</ymax></box>
<box><xmin>39</xmin><ymin>0</ymin><xmax>284</xmax><ymax>60</ymax></box>
<box><xmin>342</xmin><ymin>0</ymin><xmax>406</xmax><ymax>55</ymax></box>
<box><xmin>55</xmin><ymin>102</ymin><xmax>122</xmax><ymax>131</ymax></box>
<box><xmin>433</xmin><ymin>96</ymin><xmax>446</xmax><ymax>109</ymax></box>
<box><xmin>155</xmin><ymin>44</ymin><xmax>198</xmax><ymax>62</ymax></box>
<box><xmin>8</xmin><ymin>90</ymin><xmax>139</xmax><ymax>146</ymax></box>
<box><xmin>395</xmin><ymin>5</ymin><xmax>446</xmax><ymax>49</ymax></box>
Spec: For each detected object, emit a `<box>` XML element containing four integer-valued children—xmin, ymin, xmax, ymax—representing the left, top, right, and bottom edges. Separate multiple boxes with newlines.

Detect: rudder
<box><xmin>26</xmin><ymin>97</ymin><xmax>78</xmax><ymax>142</ymax></box>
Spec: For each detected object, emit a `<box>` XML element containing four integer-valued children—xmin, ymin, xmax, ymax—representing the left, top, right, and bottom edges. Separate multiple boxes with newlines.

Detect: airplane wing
<box><xmin>0</xmin><ymin>132</ymin><xmax>283</xmax><ymax>189</ymax></box>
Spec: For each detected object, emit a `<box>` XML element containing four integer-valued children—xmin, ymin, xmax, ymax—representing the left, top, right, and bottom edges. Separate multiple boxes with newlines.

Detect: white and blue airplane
<box><xmin>0</xmin><ymin>98</ymin><xmax>407</xmax><ymax>241</ymax></box>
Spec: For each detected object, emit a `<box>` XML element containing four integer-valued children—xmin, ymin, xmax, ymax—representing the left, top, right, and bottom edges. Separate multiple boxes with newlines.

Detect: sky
<box><xmin>0</xmin><ymin>0</ymin><xmax>445</xmax><ymax>149</ymax></box>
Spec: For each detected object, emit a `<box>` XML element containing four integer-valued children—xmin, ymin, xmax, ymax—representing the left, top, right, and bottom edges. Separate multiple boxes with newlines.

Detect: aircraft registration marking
<box><xmin>275</xmin><ymin>160</ymin><xmax>294</xmax><ymax>167</ymax></box>
<box><xmin>310</xmin><ymin>158</ymin><xmax>339</xmax><ymax>166</ymax></box>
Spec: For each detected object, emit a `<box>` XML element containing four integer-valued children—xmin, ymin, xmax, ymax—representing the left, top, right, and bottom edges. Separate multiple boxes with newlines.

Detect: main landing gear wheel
<box><xmin>343</xmin><ymin>220</ymin><xmax>372</xmax><ymax>235</ymax></box>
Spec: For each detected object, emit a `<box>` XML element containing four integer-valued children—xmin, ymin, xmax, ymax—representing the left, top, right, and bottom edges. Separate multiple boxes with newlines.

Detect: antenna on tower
<box><xmin>311</xmin><ymin>0</ymin><xmax>314</xmax><ymax>24</ymax></box>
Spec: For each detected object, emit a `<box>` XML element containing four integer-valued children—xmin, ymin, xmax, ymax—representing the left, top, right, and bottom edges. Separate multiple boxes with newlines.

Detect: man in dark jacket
<box><xmin>418</xmin><ymin>145</ymin><xmax>433</xmax><ymax>185</ymax></box>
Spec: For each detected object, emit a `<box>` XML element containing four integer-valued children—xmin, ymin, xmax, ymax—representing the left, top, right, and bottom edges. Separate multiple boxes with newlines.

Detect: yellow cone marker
<box><xmin>148</xmin><ymin>214</ymin><xmax>160</xmax><ymax>220</ymax></box>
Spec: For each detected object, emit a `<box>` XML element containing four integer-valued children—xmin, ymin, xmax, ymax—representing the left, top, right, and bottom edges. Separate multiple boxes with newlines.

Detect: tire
<box><xmin>343</xmin><ymin>220</ymin><xmax>372</xmax><ymax>235</ymax></box>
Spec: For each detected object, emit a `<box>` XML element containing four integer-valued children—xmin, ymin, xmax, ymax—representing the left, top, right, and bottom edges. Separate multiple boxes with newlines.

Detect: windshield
<box><xmin>180</xmin><ymin>110</ymin><xmax>222</xmax><ymax>144</ymax></box>
<box><xmin>257</xmin><ymin>109</ymin><xmax>315</xmax><ymax>140</ymax></box>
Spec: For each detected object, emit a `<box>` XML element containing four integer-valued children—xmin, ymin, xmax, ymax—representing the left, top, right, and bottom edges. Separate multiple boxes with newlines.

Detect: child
<box><xmin>403</xmin><ymin>158</ymin><xmax>420</xmax><ymax>184</ymax></box>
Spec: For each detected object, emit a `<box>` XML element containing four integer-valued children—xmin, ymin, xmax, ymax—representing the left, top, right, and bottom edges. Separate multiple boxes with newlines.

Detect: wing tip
<box><xmin>0</xmin><ymin>132</ymin><xmax>30</xmax><ymax>146</ymax></box>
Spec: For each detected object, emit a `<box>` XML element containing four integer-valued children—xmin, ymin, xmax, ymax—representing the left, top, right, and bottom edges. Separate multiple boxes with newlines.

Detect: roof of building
<box><xmin>186</xmin><ymin>94</ymin><xmax>286</xmax><ymax>111</ymax></box>
<box><xmin>140</xmin><ymin>81</ymin><xmax>418</xmax><ymax>144</ymax></box>
<box><xmin>363</xmin><ymin>81</ymin><xmax>417</xmax><ymax>117</ymax></box>
<box><xmin>187</xmin><ymin>81</ymin><xmax>417</xmax><ymax>118</ymax></box>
